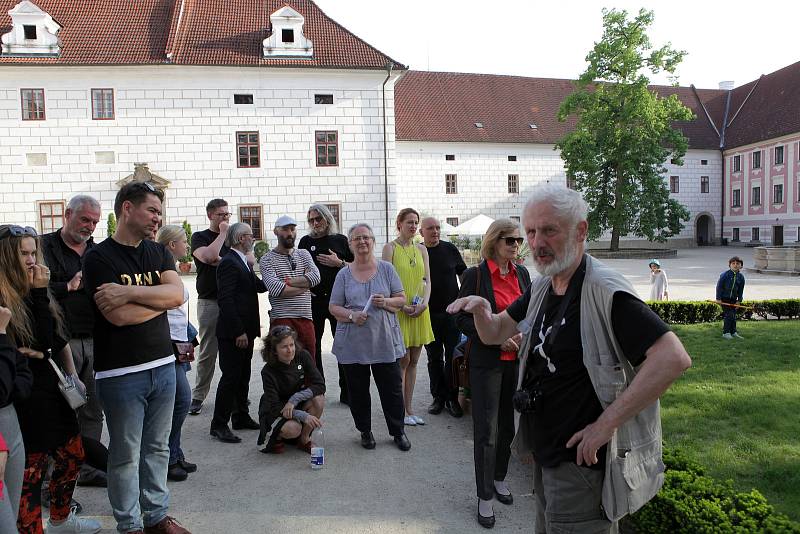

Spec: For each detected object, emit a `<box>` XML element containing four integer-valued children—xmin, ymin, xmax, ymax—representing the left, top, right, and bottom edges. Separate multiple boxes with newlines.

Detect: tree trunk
<box><xmin>609</xmin><ymin>165</ymin><xmax>624</xmax><ymax>251</ymax></box>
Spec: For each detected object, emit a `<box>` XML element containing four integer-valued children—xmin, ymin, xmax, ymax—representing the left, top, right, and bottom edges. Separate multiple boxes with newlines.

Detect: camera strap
<box><xmin>540</xmin><ymin>254</ymin><xmax>587</xmax><ymax>356</ymax></box>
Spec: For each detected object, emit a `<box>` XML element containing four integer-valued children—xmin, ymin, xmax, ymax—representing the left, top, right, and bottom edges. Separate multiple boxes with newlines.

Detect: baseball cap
<box><xmin>275</xmin><ymin>215</ymin><xmax>297</xmax><ymax>228</ymax></box>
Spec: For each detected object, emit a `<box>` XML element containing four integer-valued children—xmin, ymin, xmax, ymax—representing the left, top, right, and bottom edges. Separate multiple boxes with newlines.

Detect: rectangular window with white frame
<box><xmin>21</xmin><ymin>88</ymin><xmax>45</xmax><ymax>120</ymax></box>
<box><xmin>508</xmin><ymin>174</ymin><xmax>519</xmax><ymax>194</ymax></box>
<box><xmin>236</xmin><ymin>131</ymin><xmax>260</xmax><ymax>168</ymax></box>
<box><xmin>91</xmin><ymin>88</ymin><xmax>114</xmax><ymax>120</ymax></box>
<box><xmin>732</xmin><ymin>189</ymin><xmax>741</xmax><ymax>208</ymax></box>
<box><xmin>732</xmin><ymin>228</ymin><xmax>740</xmax><ymax>242</ymax></box>
<box><xmin>733</xmin><ymin>155</ymin><xmax>741</xmax><ymax>172</ymax></box>
<box><xmin>315</xmin><ymin>131</ymin><xmax>338</xmax><ymax>167</ymax></box>
<box><xmin>323</xmin><ymin>203</ymin><xmax>342</xmax><ymax>230</ymax></box>
<box><xmin>775</xmin><ymin>145</ymin><xmax>784</xmax><ymax>165</ymax></box>
<box><xmin>773</xmin><ymin>184</ymin><xmax>784</xmax><ymax>204</ymax></box>
<box><xmin>38</xmin><ymin>200</ymin><xmax>64</xmax><ymax>233</ymax></box>
<box><xmin>752</xmin><ymin>151</ymin><xmax>761</xmax><ymax>169</ymax></box>
<box><xmin>446</xmin><ymin>217</ymin><xmax>459</xmax><ymax>227</ymax></box>
<box><xmin>669</xmin><ymin>176</ymin><xmax>679</xmax><ymax>194</ymax></box>
<box><xmin>751</xmin><ymin>186</ymin><xmax>761</xmax><ymax>206</ymax></box>
<box><xmin>238</xmin><ymin>205</ymin><xmax>263</xmax><ymax>240</ymax></box>
<box><xmin>752</xmin><ymin>227</ymin><xmax>760</xmax><ymax>241</ymax></box>
<box><xmin>445</xmin><ymin>174</ymin><xmax>457</xmax><ymax>194</ymax></box>
<box><xmin>700</xmin><ymin>176</ymin><xmax>709</xmax><ymax>193</ymax></box>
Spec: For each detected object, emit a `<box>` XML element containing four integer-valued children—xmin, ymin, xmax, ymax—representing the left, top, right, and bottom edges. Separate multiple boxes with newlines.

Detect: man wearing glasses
<box><xmin>259</xmin><ymin>215</ymin><xmax>321</xmax><ymax>365</ymax></box>
<box><xmin>188</xmin><ymin>199</ymin><xmax>231</xmax><ymax>415</ymax></box>
<box><xmin>82</xmin><ymin>181</ymin><xmax>190</xmax><ymax>533</ymax></box>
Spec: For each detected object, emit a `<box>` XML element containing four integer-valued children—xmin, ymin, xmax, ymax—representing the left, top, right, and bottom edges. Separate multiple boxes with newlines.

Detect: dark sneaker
<box><xmin>178</xmin><ymin>459</ymin><xmax>197</xmax><ymax>473</ymax></box>
<box><xmin>188</xmin><ymin>400</ymin><xmax>202</xmax><ymax>415</ymax></box>
<box><xmin>167</xmin><ymin>463</ymin><xmax>188</xmax><ymax>481</ymax></box>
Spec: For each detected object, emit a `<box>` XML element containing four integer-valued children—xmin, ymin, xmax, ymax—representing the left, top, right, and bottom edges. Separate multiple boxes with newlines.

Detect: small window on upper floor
<box><xmin>314</xmin><ymin>94</ymin><xmax>333</xmax><ymax>105</ymax></box>
<box><xmin>733</xmin><ymin>155</ymin><xmax>741</xmax><ymax>172</ymax></box>
<box><xmin>669</xmin><ymin>176</ymin><xmax>679</xmax><ymax>194</ymax></box>
<box><xmin>445</xmin><ymin>154</ymin><xmax>455</xmax><ymax>161</ymax></box>
<box><xmin>21</xmin><ymin>89</ymin><xmax>45</xmax><ymax>120</ymax></box>
<box><xmin>775</xmin><ymin>146</ymin><xmax>784</xmax><ymax>165</ymax></box>
<box><xmin>508</xmin><ymin>155</ymin><xmax>517</xmax><ymax>162</ymax></box>
<box><xmin>752</xmin><ymin>151</ymin><xmax>761</xmax><ymax>169</ymax></box>
<box><xmin>701</xmin><ymin>159</ymin><xmax>708</xmax><ymax>165</ymax></box>
<box><xmin>700</xmin><ymin>176</ymin><xmax>709</xmax><ymax>194</ymax></box>
<box><xmin>234</xmin><ymin>94</ymin><xmax>254</xmax><ymax>105</ymax></box>
<box><xmin>446</xmin><ymin>217</ymin><xmax>459</xmax><ymax>227</ymax></box>
<box><xmin>23</xmin><ymin>25</ymin><xmax>36</xmax><ymax>39</ymax></box>
<box><xmin>282</xmin><ymin>29</ymin><xmax>294</xmax><ymax>43</ymax></box>
<box><xmin>91</xmin><ymin>88</ymin><xmax>114</xmax><ymax>120</ymax></box>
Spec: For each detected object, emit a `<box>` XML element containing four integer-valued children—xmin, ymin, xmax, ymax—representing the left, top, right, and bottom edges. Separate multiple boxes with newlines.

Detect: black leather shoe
<box><xmin>232</xmin><ymin>416</ymin><xmax>260</xmax><ymax>430</ymax></box>
<box><xmin>360</xmin><ymin>431</ymin><xmax>376</xmax><ymax>450</ymax></box>
<box><xmin>445</xmin><ymin>399</ymin><xmax>464</xmax><ymax>418</ymax></box>
<box><xmin>178</xmin><ymin>459</ymin><xmax>197</xmax><ymax>473</ymax></box>
<box><xmin>188</xmin><ymin>399</ymin><xmax>202</xmax><ymax>415</ymax></box>
<box><xmin>494</xmin><ymin>489</ymin><xmax>513</xmax><ymax>505</ymax></box>
<box><xmin>393</xmin><ymin>433</ymin><xmax>411</xmax><ymax>451</ymax></box>
<box><xmin>167</xmin><ymin>463</ymin><xmax>188</xmax><ymax>481</ymax></box>
<box><xmin>427</xmin><ymin>398</ymin><xmax>444</xmax><ymax>415</ymax></box>
<box><xmin>210</xmin><ymin>426</ymin><xmax>242</xmax><ymax>443</ymax></box>
<box><xmin>77</xmin><ymin>472</ymin><xmax>108</xmax><ymax>487</ymax></box>
<box><xmin>477</xmin><ymin>511</ymin><xmax>495</xmax><ymax>529</ymax></box>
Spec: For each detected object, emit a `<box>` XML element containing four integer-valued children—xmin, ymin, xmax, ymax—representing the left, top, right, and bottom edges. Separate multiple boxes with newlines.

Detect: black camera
<box><xmin>512</xmin><ymin>386</ymin><xmax>542</xmax><ymax>414</ymax></box>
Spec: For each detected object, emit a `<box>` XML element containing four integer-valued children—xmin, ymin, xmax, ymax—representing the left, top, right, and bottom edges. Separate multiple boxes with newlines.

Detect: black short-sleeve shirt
<box><xmin>507</xmin><ymin>282</ymin><xmax>669</xmax><ymax>468</ymax></box>
<box><xmin>425</xmin><ymin>241</ymin><xmax>467</xmax><ymax>313</ymax></box>
<box><xmin>298</xmin><ymin>233</ymin><xmax>353</xmax><ymax>300</ymax></box>
<box><xmin>192</xmin><ymin>229</ymin><xmax>230</xmax><ymax>299</ymax></box>
<box><xmin>83</xmin><ymin>238</ymin><xmax>176</xmax><ymax>373</ymax></box>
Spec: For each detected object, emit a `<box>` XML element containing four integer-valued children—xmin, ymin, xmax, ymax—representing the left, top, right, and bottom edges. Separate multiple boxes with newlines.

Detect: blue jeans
<box><xmin>722</xmin><ymin>301</ymin><xmax>737</xmax><ymax>334</ymax></box>
<box><xmin>97</xmin><ymin>363</ymin><xmax>176</xmax><ymax>532</ymax></box>
<box><xmin>169</xmin><ymin>362</ymin><xmax>191</xmax><ymax>465</ymax></box>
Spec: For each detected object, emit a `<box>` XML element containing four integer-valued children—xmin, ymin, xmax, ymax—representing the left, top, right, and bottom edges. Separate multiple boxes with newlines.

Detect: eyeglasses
<box><xmin>215</xmin><ymin>212</ymin><xmax>232</xmax><ymax>218</ymax></box>
<box><xmin>0</xmin><ymin>225</ymin><xmax>38</xmax><ymax>240</ymax></box>
<box><xmin>307</xmin><ymin>215</ymin><xmax>324</xmax><ymax>224</ymax></box>
<box><xmin>501</xmin><ymin>237</ymin><xmax>524</xmax><ymax>246</ymax></box>
<box><xmin>350</xmin><ymin>235</ymin><xmax>372</xmax><ymax>242</ymax></box>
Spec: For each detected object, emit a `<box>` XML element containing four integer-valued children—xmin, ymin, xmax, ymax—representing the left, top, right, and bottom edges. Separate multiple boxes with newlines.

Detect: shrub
<box><xmin>647</xmin><ymin>299</ymin><xmax>800</xmax><ymax>324</ymax></box>
<box><xmin>629</xmin><ymin>447</ymin><xmax>800</xmax><ymax>533</ymax></box>
<box><xmin>254</xmin><ymin>240</ymin><xmax>270</xmax><ymax>261</ymax></box>
<box><xmin>106</xmin><ymin>213</ymin><xmax>116</xmax><ymax>237</ymax></box>
<box><xmin>180</xmin><ymin>220</ymin><xmax>193</xmax><ymax>263</ymax></box>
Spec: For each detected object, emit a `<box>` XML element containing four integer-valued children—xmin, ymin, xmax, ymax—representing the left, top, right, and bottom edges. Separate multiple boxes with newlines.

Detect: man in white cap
<box><xmin>259</xmin><ymin>215</ymin><xmax>321</xmax><ymax>361</ymax></box>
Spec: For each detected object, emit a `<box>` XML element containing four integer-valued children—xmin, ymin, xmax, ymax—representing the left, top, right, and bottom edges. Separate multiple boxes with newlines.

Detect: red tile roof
<box><xmin>395</xmin><ymin>71</ymin><xmax>726</xmax><ymax>150</ymax></box>
<box><xmin>0</xmin><ymin>0</ymin><xmax>405</xmax><ymax>69</ymax></box>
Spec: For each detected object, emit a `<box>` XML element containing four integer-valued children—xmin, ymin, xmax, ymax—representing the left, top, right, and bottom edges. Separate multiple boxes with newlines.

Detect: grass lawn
<box><xmin>664</xmin><ymin>320</ymin><xmax>800</xmax><ymax>521</ymax></box>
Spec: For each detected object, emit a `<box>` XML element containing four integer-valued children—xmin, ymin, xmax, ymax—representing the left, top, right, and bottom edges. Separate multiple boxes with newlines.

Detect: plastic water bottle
<box><xmin>310</xmin><ymin>427</ymin><xmax>324</xmax><ymax>469</ymax></box>
<box><xmin>411</xmin><ymin>277</ymin><xmax>426</xmax><ymax>306</ymax></box>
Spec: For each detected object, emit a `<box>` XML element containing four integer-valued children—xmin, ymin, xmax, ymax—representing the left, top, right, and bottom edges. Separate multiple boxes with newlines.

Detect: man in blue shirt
<box><xmin>716</xmin><ymin>256</ymin><xmax>745</xmax><ymax>339</ymax></box>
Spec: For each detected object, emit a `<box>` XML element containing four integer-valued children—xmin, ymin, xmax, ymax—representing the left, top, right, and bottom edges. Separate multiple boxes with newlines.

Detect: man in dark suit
<box><xmin>210</xmin><ymin>222</ymin><xmax>266</xmax><ymax>443</ymax></box>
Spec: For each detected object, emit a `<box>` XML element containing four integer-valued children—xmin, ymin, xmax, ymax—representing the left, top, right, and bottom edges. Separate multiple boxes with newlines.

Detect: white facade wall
<box><xmin>0</xmin><ymin>66</ymin><xmax>401</xmax><ymax>243</ymax></box>
<box><xmin>397</xmin><ymin>141</ymin><xmax>723</xmax><ymax>246</ymax></box>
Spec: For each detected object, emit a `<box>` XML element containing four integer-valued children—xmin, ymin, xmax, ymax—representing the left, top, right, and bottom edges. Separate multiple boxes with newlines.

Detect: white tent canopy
<box><xmin>440</xmin><ymin>220</ymin><xmax>457</xmax><ymax>234</ymax></box>
<box><xmin>453</xmin><ymin>214</ymin><xmax>495</xmax><ymax>236</ymax></box>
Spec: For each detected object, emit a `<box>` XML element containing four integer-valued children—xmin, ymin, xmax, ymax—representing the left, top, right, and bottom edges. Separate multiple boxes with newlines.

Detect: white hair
<box><xmin>224</xmin><ymin>222</ymin><xmax>252</xmax><ymax>248</ymax></box>
<box><xmin>524</xmin><ymin>184</ymin><xmax>588</xmax><ymax>227</ymax></box>
<box><xmin>67</xmin><ymin>194</ymin><xmax>101</xmax><ymax>213</ymax></box>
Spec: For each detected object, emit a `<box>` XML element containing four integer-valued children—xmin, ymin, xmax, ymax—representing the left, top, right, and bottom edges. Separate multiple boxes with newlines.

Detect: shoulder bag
<box><xmin>452</xmin><ymin>264</ymin><xmax>482</xmax><ymax>389</ymax></box>
<box><xmin>47</xmin><ymin>358</ymin><xmax>88</xmax><ymax>410</ymax></box>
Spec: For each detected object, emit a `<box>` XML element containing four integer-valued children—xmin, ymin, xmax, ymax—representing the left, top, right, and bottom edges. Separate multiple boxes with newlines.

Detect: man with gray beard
<box><xmin>210</xmin><ymin>223</ymin><xmax>266</xmax><ymax>444</ymax></box>
<box><xmin>448</xmin><ymin>184</ymin><xmax>691</xmax><ymax>532</ymax></box>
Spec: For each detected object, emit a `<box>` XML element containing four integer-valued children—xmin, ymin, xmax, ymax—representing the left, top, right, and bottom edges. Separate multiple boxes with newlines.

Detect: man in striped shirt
<box><xmin>259</xmin><ymin>215</ymin><xmax>321</xmax><ymax>363</ymax></box>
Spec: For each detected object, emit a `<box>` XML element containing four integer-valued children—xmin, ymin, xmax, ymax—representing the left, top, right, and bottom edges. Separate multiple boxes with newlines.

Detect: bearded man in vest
<box><xmin>447</xmin><ymin>184</ymin><xmax>691</xmax><ymax>532</ymax></box>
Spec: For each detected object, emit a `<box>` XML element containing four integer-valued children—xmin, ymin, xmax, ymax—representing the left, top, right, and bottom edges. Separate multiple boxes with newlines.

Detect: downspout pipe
<box><xmin>719</xmin><ymin>89</ymin><xmax>733</xmax><ymax>245</ymax></box>
<box><xmin>382</xmin><ymin>62</ymin><xmax>394</xmax><ymax>243</ymax></box>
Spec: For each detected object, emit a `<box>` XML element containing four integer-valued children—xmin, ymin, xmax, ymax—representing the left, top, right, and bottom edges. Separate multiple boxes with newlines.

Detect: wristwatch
<box><xmin>340</xmin><ymin>260</ymin><xmax>346</xmax><ymax>268</ymax></box>
<box><xmin>348</xmin><ymin>312</ymin><xmax>354</xmax><ymax>322</ymax></box>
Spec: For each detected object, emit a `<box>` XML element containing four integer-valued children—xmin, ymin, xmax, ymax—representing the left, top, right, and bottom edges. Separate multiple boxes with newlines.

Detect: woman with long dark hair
<box><xmin>0</xmin><ymin>224</ymin><xmax>100</xmax><ymax>534</ymax></box>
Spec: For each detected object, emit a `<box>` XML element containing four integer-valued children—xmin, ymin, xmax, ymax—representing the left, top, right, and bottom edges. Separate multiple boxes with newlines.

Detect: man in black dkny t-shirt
<box><xmin>83</xmin><ymin>182</ymin><xmax>190</xmax><ymax>534</ymax></box>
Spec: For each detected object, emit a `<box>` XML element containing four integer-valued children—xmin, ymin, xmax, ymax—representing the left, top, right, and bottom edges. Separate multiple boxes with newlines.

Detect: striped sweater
<box><xmin>259</xmin><ymin>249</ymin><xmax>321</xmax><ymax>320</ymax></box>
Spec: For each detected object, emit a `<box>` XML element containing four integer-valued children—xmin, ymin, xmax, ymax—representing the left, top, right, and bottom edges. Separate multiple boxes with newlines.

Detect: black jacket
<box><xmin>456</xmin><ymin>260</ymin><xmax>531</xmax><ymax>368</ymax></box>
<box><xmin>41</xmin><ymin>229</ymin><xmax>95</xmax><ymax>337</ymax></box>
<box><xmin>215</xmin><ymin>250</ymin><xmax>267</xmax><ymax>340</ymax></box>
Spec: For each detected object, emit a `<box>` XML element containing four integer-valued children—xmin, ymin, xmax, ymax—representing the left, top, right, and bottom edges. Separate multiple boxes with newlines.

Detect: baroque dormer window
<box><xmin>263</xmin><ymin>6</ymin><xmax>313</xmax><ymax>58</ymax></box>
<box><xmin>1</xmin><ymin>1</ymin><xmax>62</xmax><ymax>57</ymax></box>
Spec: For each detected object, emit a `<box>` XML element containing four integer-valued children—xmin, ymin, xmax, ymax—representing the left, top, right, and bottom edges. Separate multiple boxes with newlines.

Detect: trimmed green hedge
<box><xmin>628</xmin><ymin>448</ymin><xmax>800</xmax><ymax>533</ymax></box>
<box><xmin>646</xmin><ymin>299</ymin><xmax>800</xmax><ymax>324</ymax></box>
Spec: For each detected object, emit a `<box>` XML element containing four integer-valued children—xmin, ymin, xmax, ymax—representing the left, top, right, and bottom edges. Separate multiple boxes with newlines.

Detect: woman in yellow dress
<box><xmin>382</xmin><ymin>208</ymin><xmax>434</xmax><ymax>426</ymax></box>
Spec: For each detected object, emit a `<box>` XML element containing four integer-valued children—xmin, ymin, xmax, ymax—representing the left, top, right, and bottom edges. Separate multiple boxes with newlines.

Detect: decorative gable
<box><xmin>262</xmin><ymin>5</ymin><xmax>313</xmax><ymax>59</ymax></box>
<box><xmin>1</xmin><ymin>0</ymin><xmax>61</xmax><ymax>56</ymax></box>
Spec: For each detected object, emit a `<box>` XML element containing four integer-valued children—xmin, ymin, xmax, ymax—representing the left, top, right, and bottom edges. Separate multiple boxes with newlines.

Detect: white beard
<box><xmin>532</xmin><ymin>235</ymin><xmax>580</xmax><ymax>278</ymax></box>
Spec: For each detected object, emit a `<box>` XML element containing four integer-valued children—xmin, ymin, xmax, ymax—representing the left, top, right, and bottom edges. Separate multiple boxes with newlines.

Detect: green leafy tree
<box><xmin>180</xmin><ymin>220</ymin><xmax>193</xmax><ymax>263</ymax></box>
<box><xmin>556</xmin><ymin>8</ymin><xmax>694</xmax><ymax>250</ymax></box>
<box><xmin>107</xmin><ymin>213</ymin><xmax>116</xmax><ymax>237</ymax></box>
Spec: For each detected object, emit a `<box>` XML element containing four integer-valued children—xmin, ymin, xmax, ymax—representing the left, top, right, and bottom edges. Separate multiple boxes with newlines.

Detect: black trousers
<box><xmin>425</xmin><ymin>311</ymin><xmax>461</xmax><ymax>402</ymax></box>
<box><xmin>211</xmin><ymin>337</ymin><xmax>254</xmax><ymax>429</ymax></box>
<box><xmin>470</xmin><ymin>360</ymin><xmax>517</xmax><ymax>500</ymax></box>
<box><xmin>342</xmin><ymin>361</ymin><xmax>405</xmax><ymax>437</ymax></box>
<box><xmin>312</xmin><ymin>297</ymin><xmax>349</xmax><ymax>401</ymax></box>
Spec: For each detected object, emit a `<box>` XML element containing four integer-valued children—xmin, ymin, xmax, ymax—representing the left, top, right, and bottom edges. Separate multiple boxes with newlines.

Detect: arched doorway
<box><xmin>695</xmin><ymin>214</ymin><xmax>713</xmax><ymax>246</ymax></box>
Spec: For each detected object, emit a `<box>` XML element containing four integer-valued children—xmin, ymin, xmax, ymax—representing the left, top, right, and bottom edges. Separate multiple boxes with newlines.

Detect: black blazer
<box><xmin>456</xmin><ymin>260</ymin><xmax>531</xmax><ymax>368</ymax></box>
<box><xmin>215</xmin><ymin>250</ymin><xmax>267</xmax><ymax>340</ymax></box>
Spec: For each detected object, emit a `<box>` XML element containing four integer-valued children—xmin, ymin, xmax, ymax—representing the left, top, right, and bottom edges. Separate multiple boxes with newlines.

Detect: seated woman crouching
<box><xmin>257</xmin><ymin>325</ymin><xmax>325</xmax><ymax>454</ymax></box>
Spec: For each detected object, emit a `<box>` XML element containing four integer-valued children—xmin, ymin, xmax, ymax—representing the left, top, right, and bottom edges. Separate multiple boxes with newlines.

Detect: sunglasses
<box><xmin>287</xmin><ymin>254</ymin><xmax>296</xmax><ymax>271</ymax></box>
<box><xmin>130</xmin><ymin>181</ymin><xmax>156</xmax><ymax>193</ymax></box>
<box><xmin>0</xmin><ymin>225</ymin><xmax>38</xmax><ymax>240</ymax></box>
<box><xmin>501</xmin><ymin>237</ymin><xmax>524</xmax><ymax>246</ymax></box>
<box><xmin>350</xmin><ymin>235</ymin><xmax>372</xmax><ymax>243</ymax></box>
<box><xmin>308</xmin><ymin>215</ymin><xmax>324</xmax><ymax>224</ymax></box>
<box><xmin>270</xmin><ymin>325</ymin><xmax>294</xmax><ymax>336</ymax></box>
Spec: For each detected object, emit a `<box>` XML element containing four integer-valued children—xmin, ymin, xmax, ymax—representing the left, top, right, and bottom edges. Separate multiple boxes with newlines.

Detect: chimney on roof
<box><xmin>718</xmin><ymin>81</ymin><xmax>735</xmax><ymax>91</ymax></box>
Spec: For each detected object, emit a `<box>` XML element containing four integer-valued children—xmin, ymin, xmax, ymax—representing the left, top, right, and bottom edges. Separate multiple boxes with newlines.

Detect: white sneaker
<box><xmin>47</xmin><ymin>510</ymin><xmax>101</xmax><ymax>534</ymax></box>
<box><xmin>404</xmin><ymin>415</ymin><xmax>417</xmax><ymax>426</ymax></box>
<box><xmin>722</xmin><ymin>333</ymin><xmax>733</xmax><ymax>340</ymax></box>
<box><xmin>732</xmin><ymin>332</ymin><xmax>743</xmax><ymax>339</ymax></box>
<box><xmin>412</xmin><ymin>415</ymin><xmax>426</xmax><ymax>425</ymax></box>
